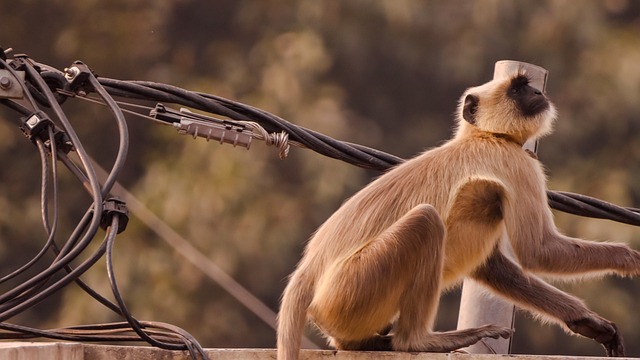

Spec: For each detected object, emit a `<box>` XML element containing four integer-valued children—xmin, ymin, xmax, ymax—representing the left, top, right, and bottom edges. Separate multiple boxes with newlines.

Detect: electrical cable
<box><xmin>0</xmin><ymin>56</ymin><xmax>208</xmax><ymax>359</ymax></box>
<box><xmin>0</xmin><ymin>66</ymin><xmax>103</xmax><ymax>312</ymax></box>
<box><xmin>94</xmin><ymin>77</ymin><xmax>640</xmax><ymax>224</ymax></box>
<box><xmin>0</xmin><ymin>132</ymin><xmax>58</xmax><ymax>284</ymax></box>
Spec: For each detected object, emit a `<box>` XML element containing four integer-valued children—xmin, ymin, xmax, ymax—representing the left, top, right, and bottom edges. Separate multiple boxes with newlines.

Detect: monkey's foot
<box><xmin>332</xmin><ymin>334</ymin><xmax>392</xmax><ymax>351</ymax></box>
<box><xmin>567</xmin><ymin>317</ymin><xmax>625</xmax><ymax>357</ymax></box>
<box><xmin>332</xmin><ymin>325</ymin><xmax>512</xmax><ymax>353</ymax></box>
<box><xmin>394</xmin><ymin>324</ymin><xmax>513</xmax><ymax>353</ymax></box>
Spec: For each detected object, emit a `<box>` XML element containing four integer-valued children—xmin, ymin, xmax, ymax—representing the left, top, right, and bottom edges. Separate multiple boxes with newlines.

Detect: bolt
<box><xmin>0</xmin><ymin>76</ymin><xmax>11</xmax><ymax>89</ymax></box>
<box><xmin>26</xmin><ymin>115</ymin><xmax>39</xmax><ymax>128</ymax></box>
<box><xmin>64</xmin><ymin>67</ymin><xmax>80</xmax><ymax>80</ymax></box>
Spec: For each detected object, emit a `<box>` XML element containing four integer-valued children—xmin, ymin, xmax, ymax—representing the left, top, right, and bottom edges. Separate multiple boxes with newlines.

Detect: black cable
<box><xmin>15</xmin><ymin>58</ymin><xmax>640</xmax><ymax>226</ymax></box>
<box><xmin>0</xmin><ymin>56</ymin><xmax>208</xmax><ymax>358</ymax></box>
<box><xmin>0</xmin><ymin>131</ymin><xmax>58</xmax><ymax>284</ymax></box>
<box><xmin>87</xmin><ymin>75</ymin><xmax>129</xmax><ymax>197</ymax></box>
<box><xmin>0</xmin><ymin>64</ymin><xmax>105</xmax><ymax>310</ymax></box>
<box><xmin>99</xmin><ymin>78</ymin><xmax>396</xmax><ymax>169</ymax></box>
<box><xmin>0</xmin><ymin>213</ymin><xmax>103</xmax><ymax>320</ymax></box>
<box><xmin>105</xmin><ymin>216</ymin><xmax>207</xmax><ymax>359</ymax></box>
<box><xmin>97</xmin><ymin>77</ymin><xmax>640</xmax><ymax>224</ymax></box>
<box><xmin>198</xmin><ymin>91</ymin><xmax>402</xmax><ymax>168</ymax></box>
<box><xmin>556</xmin><ymin>191</ymin><xmax>640</xmax><ymax>226</ymax></box>
<box><xmin>23</xmin><ymin>60</ymin><xmax>104</xmax><ymax>223</ymax></box>
<box><xmin>0</xmin><ymin>98</ymin><xmax>32</xmax><ymax>117</ymax></box>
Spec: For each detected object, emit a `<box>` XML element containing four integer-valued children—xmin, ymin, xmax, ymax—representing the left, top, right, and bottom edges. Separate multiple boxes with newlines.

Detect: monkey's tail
<box><xmin>277</xmin><ymin>269</ymin><xmax>315</xmax><ymax>360</ymax></box>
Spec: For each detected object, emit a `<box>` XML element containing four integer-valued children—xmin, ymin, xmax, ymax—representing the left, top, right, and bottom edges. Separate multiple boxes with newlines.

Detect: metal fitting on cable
<box><xmin>174</xmin><ymin>118</ymin><xmax>253</xmax><ymax>149</ymax></box>
<box><xmin>19</xmin><ymin>111</ymin><xmax>74</xmax><ymax>153</ymax></box>
<box><xmin>150</xmin><ymin>103</ymin><xmax>253</xmax><ymax>149</ymax></box>
<box><xmin>64</xmin><ymin>61</ymin><xmax>94</xmax><ymax>92</ymax></box>
<box><xmin>20</xmin><ymin>111</ymin><xmax>53</xmax><ymax>142</ymax></box>
<box><xmin>0</xmin><ymin>69</ymin><xmax>24</xmax><ymax>99</ymax></box>
<box><xmin>101</xmin><ymin>197</ymin><xmax>129</xmax><ymax>234</ymax></box>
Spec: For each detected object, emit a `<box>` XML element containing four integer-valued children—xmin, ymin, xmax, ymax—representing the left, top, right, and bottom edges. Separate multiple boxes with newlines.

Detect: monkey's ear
<box><xmin>463</xmin><ymin>94</ymin><xmax>479</xmax><ymax>125</ymax></box>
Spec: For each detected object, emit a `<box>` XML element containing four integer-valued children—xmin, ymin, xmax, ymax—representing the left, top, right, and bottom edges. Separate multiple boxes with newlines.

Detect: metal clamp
<box><xmin>101</xmin><ymin>197</ymin><xmax>129</xmax><ymax>234</ymax></box>
<box><xmin>150</xmin><ymin>103</ymin><xmax>253</xmax><ymax>149</ymax></box>
<box><xmin>0</xmin><ymin>69</ymin><xmax>25</xmax><ymax>99</ymax></box>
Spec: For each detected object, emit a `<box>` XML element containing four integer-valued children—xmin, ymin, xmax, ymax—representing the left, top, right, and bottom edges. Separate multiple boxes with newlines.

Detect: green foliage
<box><xmin>1</xmin><ymin>0</ymin><xmax>640</xmax><ymax>355</ymax></box>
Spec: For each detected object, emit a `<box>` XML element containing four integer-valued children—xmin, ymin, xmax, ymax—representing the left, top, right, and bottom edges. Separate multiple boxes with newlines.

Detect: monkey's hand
<box><xmin>566</xmin><ymin>316</ymin><xmax>625</xmax><ymax>357</ymax></box>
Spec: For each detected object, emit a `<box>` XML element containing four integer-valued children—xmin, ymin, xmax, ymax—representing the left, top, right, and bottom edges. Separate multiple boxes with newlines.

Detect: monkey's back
<box><xmin>303</xmin><ymin>130</ymin><xmax>549</xmax><ymax>284</ymax></box>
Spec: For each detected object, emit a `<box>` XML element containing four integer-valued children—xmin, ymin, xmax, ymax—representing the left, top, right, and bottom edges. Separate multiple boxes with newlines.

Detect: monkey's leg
<box><xmin>331</xmin><ymin>334</ymin><xmax>393</xmax><ymax>351</ymax></box>
<box><xmin>472</xmin><ymin>249</ymin><xmax>625</xmax><ymax>357</ymax></box>
<box><xmin>441</xmin><ymin>177</ymin><xmax>507</xmax><ymax>280</ymax></box>
<box><xmin>389</xmin><ymin>177</ymin><xmax>512</xmax><ymax>352</ymax></box>
<box><xmin>310</xmin><ymin>204</ymin><xmax>446</xmax><ymax>351</ymax></box>
<box><xmin>514</xmin><ymin>232</ymin><xmax>640</xmax><ymax>278</ymax></box>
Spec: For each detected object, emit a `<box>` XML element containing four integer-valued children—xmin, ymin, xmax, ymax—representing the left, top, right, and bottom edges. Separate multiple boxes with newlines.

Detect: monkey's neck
<box><xmin>490</xmin><ymin>132</ymin><xmax>523</xmax><ymax>146</ymax></box>
<box><xmin>456</xmin><ymin>123</ymin><xmax>526</xmax><ymax>147</ymax></box>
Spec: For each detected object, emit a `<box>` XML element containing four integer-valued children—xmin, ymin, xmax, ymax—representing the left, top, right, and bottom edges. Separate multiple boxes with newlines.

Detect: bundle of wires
<box><xmin>96</xmin><ymin>75</ymin><xmax>640</xmax><ymax>225</ymax></box>
<box><xmin>1</xmin><ymin>48</ymin><xmax>640</xmax><ymax>360</ymax></box>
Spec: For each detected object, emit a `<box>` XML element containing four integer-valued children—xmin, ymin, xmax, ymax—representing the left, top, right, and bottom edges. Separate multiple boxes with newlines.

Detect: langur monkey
<box><xmin>277</xmin><ymin>72</ymin><xmax>637</xmax><ymax>359</ymax></box>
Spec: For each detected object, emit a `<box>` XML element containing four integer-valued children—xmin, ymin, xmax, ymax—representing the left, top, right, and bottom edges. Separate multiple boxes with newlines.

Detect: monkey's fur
<box><xmin>277</xmin><ymin>73</ymin><xmax>637</xmax><ymax>359</ymax></box>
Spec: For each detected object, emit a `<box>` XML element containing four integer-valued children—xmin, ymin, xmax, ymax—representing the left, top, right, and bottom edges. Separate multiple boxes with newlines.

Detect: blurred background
<box><xmin>2</xmin><ymin>0</ymin><xmax>640</xmax><ymax>356</ymax></box>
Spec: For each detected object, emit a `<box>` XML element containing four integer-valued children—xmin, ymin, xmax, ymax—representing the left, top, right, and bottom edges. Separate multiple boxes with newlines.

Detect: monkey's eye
<box><xmin>509</xmin><ymin>75</ymin><xmax>530</xmax><ymax>94</ymax></box>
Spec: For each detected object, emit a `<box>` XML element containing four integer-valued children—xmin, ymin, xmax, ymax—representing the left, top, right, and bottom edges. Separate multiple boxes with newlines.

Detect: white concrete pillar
<box><xmin>455</xmin><ymin>60</ymin><xmax>549</xmax><ymax>354</ymax></box>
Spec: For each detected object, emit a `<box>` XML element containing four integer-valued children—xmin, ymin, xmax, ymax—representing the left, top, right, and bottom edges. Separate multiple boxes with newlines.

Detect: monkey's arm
<box><xmin>471</xmin><ymin>249</ymin><xmax>624</xmax><ymax>357</ymax></box>
<box><xmin>514</xmin><ymin>230</ymin><xmax>640</xmax><ymax>278</ymax></box>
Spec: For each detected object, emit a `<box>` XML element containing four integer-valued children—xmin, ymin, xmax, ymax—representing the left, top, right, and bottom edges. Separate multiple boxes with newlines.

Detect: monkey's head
<box><xmin>456</xmin><ymin>73</ymin><xmax>557</xmax><ymax>145</ymax></box>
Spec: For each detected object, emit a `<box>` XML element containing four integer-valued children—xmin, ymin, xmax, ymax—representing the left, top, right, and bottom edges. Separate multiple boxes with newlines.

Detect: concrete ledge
<box><xmin>0</xmin><ymin>342</ymin><xmax>630</xmax><ymax>360</ymax></box>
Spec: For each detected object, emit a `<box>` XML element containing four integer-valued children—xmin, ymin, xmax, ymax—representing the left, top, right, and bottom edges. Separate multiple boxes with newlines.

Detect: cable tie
<box><xmin>101</xmin><ymin>197</ymin><xmax>129</xmax><ymax>234</ymax></box>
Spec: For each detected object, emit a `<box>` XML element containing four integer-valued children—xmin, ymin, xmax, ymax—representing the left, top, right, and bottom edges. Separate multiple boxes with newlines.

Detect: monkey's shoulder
<box><xmin>406</xmin><ymin>134</ymin><xmax>548</xmax><ymax>197</ymax></box>
<box><xmin>412</xmin><ymin>135</ymin><xmax>541</xmax><ymax>174</ymax></box>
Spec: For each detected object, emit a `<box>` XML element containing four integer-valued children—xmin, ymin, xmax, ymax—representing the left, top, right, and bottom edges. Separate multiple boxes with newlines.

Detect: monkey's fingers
<box><xmin>492</xmin><ymin>327</ymin><xmax>514</xmax><ymax>339</ymax></box>
<box><xmin>604</xmin><ymin>338</ymin><xmax>625</xmax><ymax>357</ymax></box>
<box><xmin>602</xmin><ymin>323</ymin><xmax>625</xmax><ymax>357</ymax></box>
<box><xmin>476</xmin><ymin>324</ymin><xmax>514</xmax><ymax>340</ymax></box>
<box><xmin>499</xmin><ymin>328</ymin><xmax>514</xmax><ymax>339</ymax></box>
<box><xmin>566</xmin><ymin>317</ymin><xmax>625</xmax><ymax>357</ymax></box>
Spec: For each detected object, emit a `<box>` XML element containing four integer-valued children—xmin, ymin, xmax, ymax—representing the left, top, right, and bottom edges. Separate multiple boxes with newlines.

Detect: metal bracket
<box><xmin>64</xmin><ymin>61</ymin><xmax>94</xmax><ymax>92</ymax></box>
<box><xmin>0</xmin><ymin>69</ymin><xmax>25</xmax><ymax>99</ymax></box>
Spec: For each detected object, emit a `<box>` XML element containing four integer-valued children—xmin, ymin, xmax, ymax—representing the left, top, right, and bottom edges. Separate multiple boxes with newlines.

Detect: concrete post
<box><xmin>455</xmin><ymin>60</ymin><xmax>549</xmax><ymax>354</ymax></box>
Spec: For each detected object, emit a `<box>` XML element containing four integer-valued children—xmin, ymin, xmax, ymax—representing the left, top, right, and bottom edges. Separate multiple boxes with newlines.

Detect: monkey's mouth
<box><xmin>522</xmin><ymin>97</ymin><xmax>549</xmax><ymax>117</ymax></box>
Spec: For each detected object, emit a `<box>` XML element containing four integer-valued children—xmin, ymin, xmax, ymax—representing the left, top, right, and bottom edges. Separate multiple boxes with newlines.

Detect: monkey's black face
<box><xmin>507</xmin><ymin>75</ymin><xmax>549</xmax><ymax>117</ymax></box>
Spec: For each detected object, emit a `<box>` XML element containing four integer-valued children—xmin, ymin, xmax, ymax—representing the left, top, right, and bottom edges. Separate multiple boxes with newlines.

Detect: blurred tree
<box><xmin>1</xmin><ymin>0</ymin><xmax>640</xmax><ymax>356</ymax></box>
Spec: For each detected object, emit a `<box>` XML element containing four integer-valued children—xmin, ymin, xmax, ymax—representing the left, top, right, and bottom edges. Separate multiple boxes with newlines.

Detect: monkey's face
<box><xmin>458</xmin><ymin>74</ymin><xmax>557</xmax><ymax>144</ymax></box>
<box><xmin>506</xmin><ymin>75</ymin><xmax>549</xmax><ymax>117</ymax></box>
